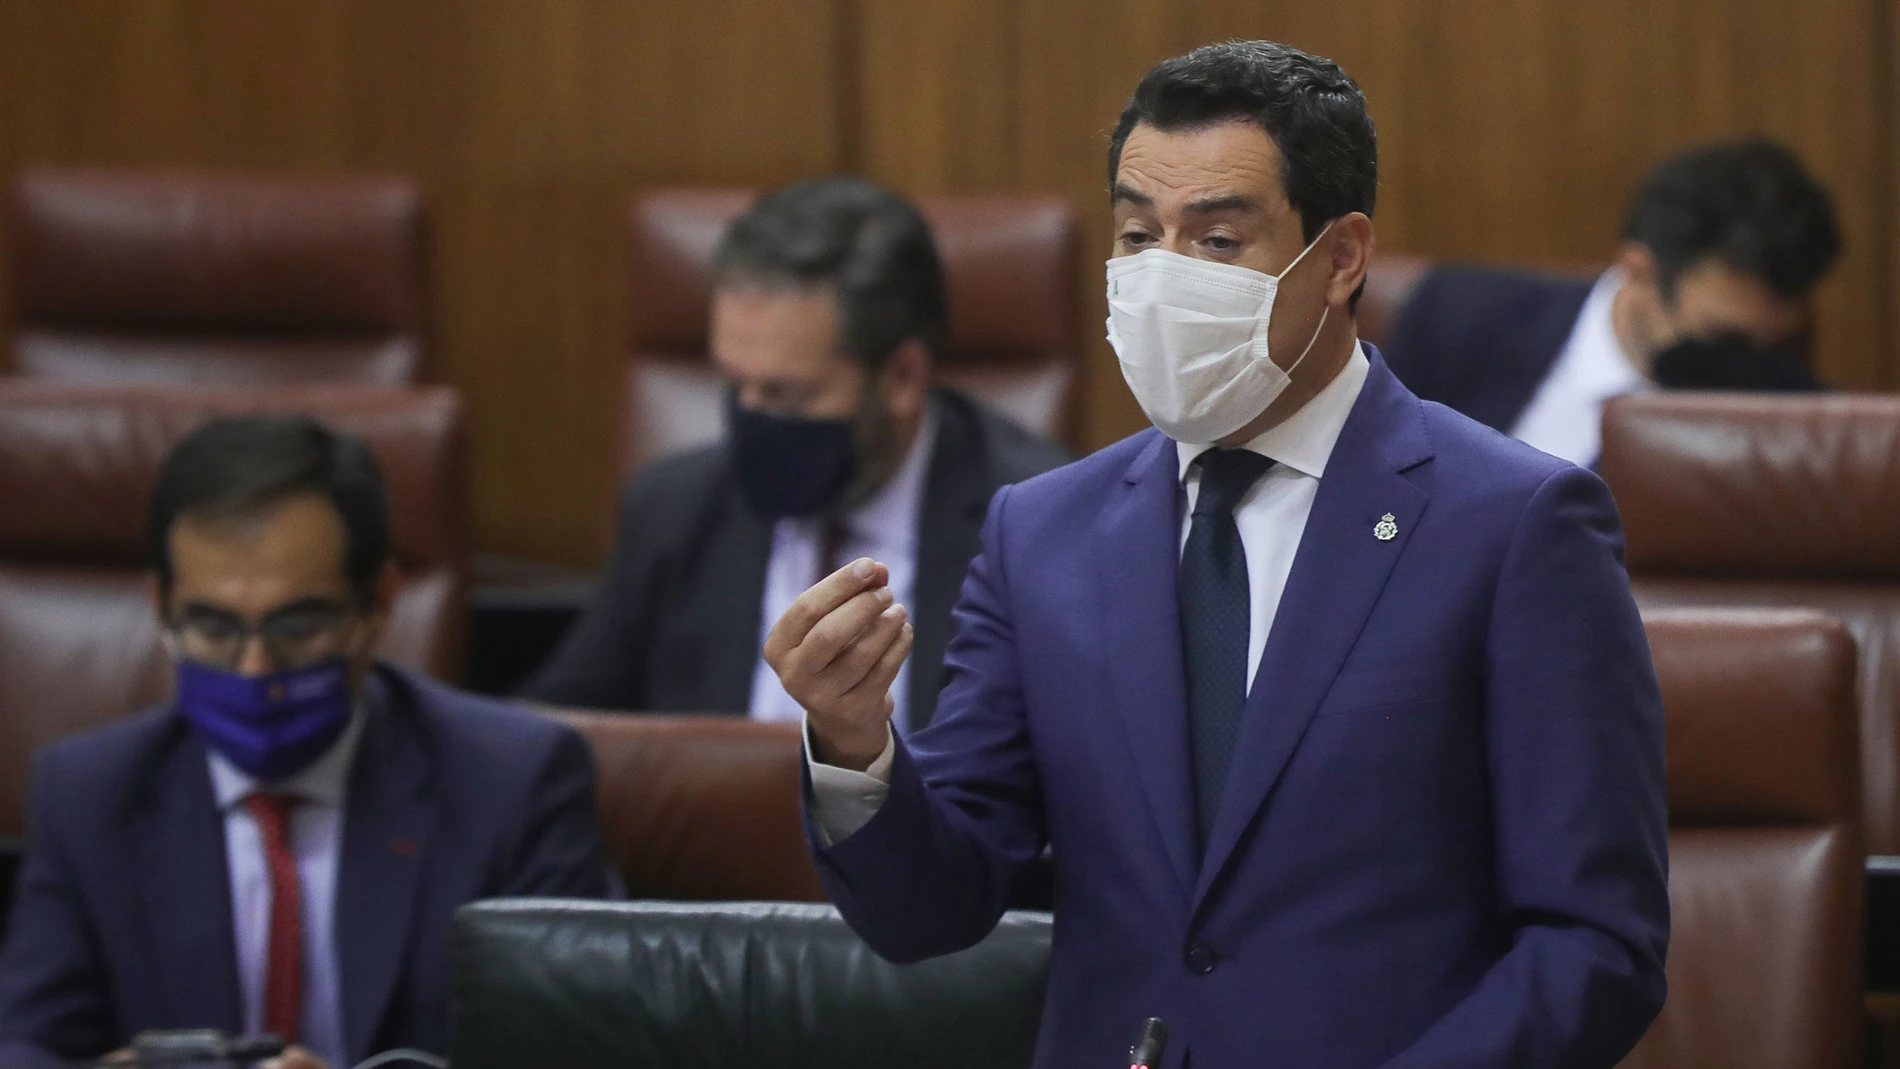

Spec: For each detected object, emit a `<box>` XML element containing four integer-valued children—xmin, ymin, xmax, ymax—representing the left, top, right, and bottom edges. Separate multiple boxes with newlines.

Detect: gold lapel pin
<box><xmin>1374</xmin><ymin>513</ymin><xmax>1398</xmax><ymax>542</ymax></box>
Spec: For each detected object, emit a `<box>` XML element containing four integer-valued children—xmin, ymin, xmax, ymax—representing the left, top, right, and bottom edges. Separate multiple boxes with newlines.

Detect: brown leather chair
<box><xmin>0</xmin><ymin>381</ymin><xmax>465</xmax><ymax>838</ymax></box>
<box><xmin>9</xmin><ymin>167</ymin><xmax>425</xmax><ymax>384</ymax></box>
<box><xmin>1624</xmin><ymin>608</ymin><xmax>1862</xmax><ymax>1069</ymax></box>
<box><xmin>545</xmin><ymin>710</ymin><xmax>825</xmax><ymax>902</ymax></box>
<box><xmin>1601</xmin><ymin>393</ymin><xmax>1900</xmax><ymax>858</ymax></box>
<box><xmin>617</xmin><ymin>188</ymin><xmax>1079</xmax><ymax>482</ymax></box>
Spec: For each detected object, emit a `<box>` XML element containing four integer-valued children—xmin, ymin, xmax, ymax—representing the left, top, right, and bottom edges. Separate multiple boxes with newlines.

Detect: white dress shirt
<box><xmin>1508</xmin><ymin>269</ymin><xmax>1650</xmax><ymax>467</ymax></box>
<box><xmin>207</xmin><ymin>709</ymin><xmax>365</xmax><ymax>1069</ymax></box>
<box><xmin>749</xmin><ymin>402</ymin><xmax>939</xmax><ymax>730</ymax></box>
<box><xmin>807</xmin><ymin>344</ymin><xmax>1373</xmax><ymax>843</ymax></box>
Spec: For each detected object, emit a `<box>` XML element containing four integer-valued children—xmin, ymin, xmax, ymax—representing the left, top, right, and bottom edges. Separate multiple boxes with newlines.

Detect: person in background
<box><xmin>1383</xmin><ymin>138</ymin><xmax>1840</xmax><ymax>467</ymax></box>
<box><xmin>0</xmin><ymin>417</ymin><xmax>611</xmax><ymax>1069</ymax></box>
<box><xmin>519</xmin><ymin>177</ymin><xmax>1069</xmax><ymax>731</ymax></box>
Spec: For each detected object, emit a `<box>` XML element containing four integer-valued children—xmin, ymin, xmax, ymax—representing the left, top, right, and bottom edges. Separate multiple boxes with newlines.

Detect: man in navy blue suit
<box><xmin>769</xmin><ymin>41</ymin><xmax>1670</xmax><ymax>1068</ymax></box>
<box><xmin>0</xmin><ymin>417</ymin><xmax>611</xmax><ymax>1069</ymax></box>
<box><xmin>1383</xmin><ymin>139</ymin><xmax>1839</xmax><ymax>467</ymax></box>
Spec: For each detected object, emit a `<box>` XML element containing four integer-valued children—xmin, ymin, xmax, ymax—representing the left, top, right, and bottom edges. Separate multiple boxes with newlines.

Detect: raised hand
<box><xmin>763</xmin><ymin>557</ymin><xmax>913</xmax><ymax>770</ymax></box>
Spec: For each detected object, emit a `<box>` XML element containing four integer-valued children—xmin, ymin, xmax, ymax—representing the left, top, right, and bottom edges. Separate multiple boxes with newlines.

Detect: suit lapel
<box><xmin>909</xmin><ymin>396</ymin><xmax>991</xmax><ymax>730</ymax></box>
<box><xmin>1098</xmin><ymin>433</ymin><xmax>1198</xmax><ymax>898</ymax></box>
<box><xmin>135</xmin><ymin>724</ymin><xmax>243</xmax><ymax>1032</ymax></box>
<box><xmin>335</xmin><ymin>673</ymin><xmax>433</xmax><ymax>1062</ymax></box>
<box><xmin>1194</xmin><ymin>355</ymin><xmax>1435</xmax><ymax>908</ymax></box>
<box><xmin>1472</xmin><ymin>278</ymin><xmax>1592</xmax><ymax>433</ymax></box>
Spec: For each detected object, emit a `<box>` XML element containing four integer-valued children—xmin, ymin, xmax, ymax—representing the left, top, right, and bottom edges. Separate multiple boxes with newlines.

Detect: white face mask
<box><xmin>1106</xmin><ymin>222</ymin><xmax>1334</xmax><ymax>444</ymax></box>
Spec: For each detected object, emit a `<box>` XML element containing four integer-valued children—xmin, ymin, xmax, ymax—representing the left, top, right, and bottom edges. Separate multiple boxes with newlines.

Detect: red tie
<box><xmin>817</xmin><ymin>519</ymin><xmax>850</xmax><ymax>586</ymax></box>
<box><xmin>245</xmin><ymin>793</ymin><xmax>302</xmax><ymax>1044</ymax></box>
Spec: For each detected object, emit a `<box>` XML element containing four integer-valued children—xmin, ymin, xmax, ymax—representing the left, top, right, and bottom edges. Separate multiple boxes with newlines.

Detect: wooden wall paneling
<box><xmin>854</xmin><ymin>0</ymin><xmax>1021</xmax><ymax>193</ymax></box>
<box><xmin>0</xmin><ymin>0</ymin><xmax>27</xmax><ymax>354</ymax></box>
<box><xmin>1177</xmin><ymin>0</ymin><xmax>1889</xmax><ymax>390</ymax></box>
<box><xmin>1010</xmin><ymin>0</ymin><xmax>1201</xmax><ymax>450</ymax></box>
<box><xmin>1887</xmin><ymin>0</ymin><xmax>1900</xmax><ymax>395</ymax></box>
<box><xmin>0</xmin><ymin>0</ymin><xmax>849</xmax><ymax>566</ymax></box>
<box><xmin>1606</xmin><ymin>0</ymin><xmax>1890</xmax><ymax>391</ymax></box>
<box><xmin>1</xmin><ymin>0</ymin><xmax>1892</xmax><ymax>555</ymax></box>
<box><xmin>340</xmin><ymin>0</ymin><xmax>853</xmax><ymax>565</ymax></box>
<box><xmin>1002</xmin><ymin>0</ymin><xmax>1898</xmax><ymax>449</ymax></box>
<box><xmin>0</xmin><ymin>2</ymin><xmax>365</xmax><ymax>376</ymax></box>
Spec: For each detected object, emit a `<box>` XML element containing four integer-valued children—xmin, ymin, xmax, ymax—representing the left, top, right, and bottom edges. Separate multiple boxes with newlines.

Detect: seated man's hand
<box><xmin>764</xmin><ymin>558</ymin><xmax>912</xmax><ymax>771</ymax></box>
<box><xmin>260</xmin><ymin>1046</ymin><xmax>328</xmax><ymax>1069</ymax></box>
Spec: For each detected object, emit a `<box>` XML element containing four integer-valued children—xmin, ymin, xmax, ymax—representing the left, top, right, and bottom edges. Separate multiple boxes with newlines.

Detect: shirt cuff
<box><xmin>804</xmin><ymin>718</ymin><xmax>895</xmax><ymax>845</ymax></box>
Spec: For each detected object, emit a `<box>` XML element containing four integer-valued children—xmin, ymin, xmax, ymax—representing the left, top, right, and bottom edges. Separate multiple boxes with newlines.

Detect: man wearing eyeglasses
<box><xmin>0</xmin><ymin>416</ymin><xmax>612</xmax><ymax>1069</ymax></box>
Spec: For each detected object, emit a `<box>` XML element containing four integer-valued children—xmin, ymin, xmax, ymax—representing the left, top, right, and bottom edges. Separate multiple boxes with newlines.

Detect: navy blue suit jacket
<box><xmin>806</xmin><ymin>349</ymin><xmax>1669</xmax><ymax>1069</ymax></box>
<box><xmin>0</xmin><ymin>663</ymin><xmax>611</xmax><ymax>1067</ymax></box>
<box><xmin>1381</xmin><ymin>265</ymin><xmax>1595</xmax><ymax>434</ymax></box>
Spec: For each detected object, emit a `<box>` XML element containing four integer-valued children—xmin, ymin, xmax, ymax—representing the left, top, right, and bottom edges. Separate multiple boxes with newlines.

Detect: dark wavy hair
<box><xmin>149</xmin><ymin>416</ymin><xmax>389</xmax><ymax>604</ymax></box>
<box><xmin>715</xmin><ymin>177</ymin><xmax>947</xmax><ymax>370</ymax></box>
<box><xmin>1109</xmin><ymin>40</ymin><xmax>1378</xmax><ymax>244</ymax></box>
<box><xmin>1623</xmin><ymin>139</ymin><xmax>1839</xmax><ymax>300</ymax></box>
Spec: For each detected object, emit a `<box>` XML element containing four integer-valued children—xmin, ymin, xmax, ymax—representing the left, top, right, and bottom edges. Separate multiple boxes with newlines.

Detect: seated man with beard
<box><xmin>1383</xmin><ymin>139</ymin><xmax>1839</xmax><ymax>468</ymax></box>
<box><xmin>520</xmin><ymin>177</ymin><xmax>1069</xmax><ymax>732</ymax></box>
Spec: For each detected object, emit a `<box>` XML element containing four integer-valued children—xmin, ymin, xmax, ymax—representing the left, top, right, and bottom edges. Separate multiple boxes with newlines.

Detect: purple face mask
<box><xmin>175</xmin><ymin>656</ymin><xmax>355</xmax><ymax>781</ymax></box>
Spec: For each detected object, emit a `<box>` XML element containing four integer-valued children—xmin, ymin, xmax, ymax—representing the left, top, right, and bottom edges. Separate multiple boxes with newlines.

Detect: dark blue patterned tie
<box><xmin>1180</xmin><ymin>448</ymin><xmax>1274</xmax><ymax>851</ymax></box>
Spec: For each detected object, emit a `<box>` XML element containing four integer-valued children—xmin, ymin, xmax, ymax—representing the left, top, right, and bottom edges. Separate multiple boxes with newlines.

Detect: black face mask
<box><xmin>1650</xmin><ymin>334</ymin><xmax>1825</xmax><ymax>392</ymax></box>
<box><xmin>728</xmin><ymin>392</ymin><xmax>859</xmax><ymax>519</ymax></box>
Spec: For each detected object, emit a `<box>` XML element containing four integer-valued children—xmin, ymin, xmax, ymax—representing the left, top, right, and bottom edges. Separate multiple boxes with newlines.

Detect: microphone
<box><xmin>1128</xmin><ymin>1017</ymin><xmax>1168</xmax><ymax>1069</ymax></box>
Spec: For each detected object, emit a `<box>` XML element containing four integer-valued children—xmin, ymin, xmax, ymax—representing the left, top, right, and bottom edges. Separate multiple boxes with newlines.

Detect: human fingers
<box><xmin>763</xmin><ymin>558</ymin><xmax>889</xmax><ymax>663</ymax></box>
<box><xmin>809</xmin><ymin>602</ymin><xmax>910</xmax><ymax>700</ymax></box>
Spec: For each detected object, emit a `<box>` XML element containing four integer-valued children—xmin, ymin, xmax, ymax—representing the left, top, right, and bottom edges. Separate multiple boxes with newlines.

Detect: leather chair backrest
<box><xmin>546</xmin><ymin>711</ymin><xmax>824</xmax><ymax>902</ymax></box>
<box><xmin>9</xmin><ymin>167</ymin><xmax>425</xmax><ymax>385</ymax></box>
<box><xmin>450</xmin><ymin>900</ymin><xmax>1051</xmax><ymax>1069</ymax></box>
<box><xmin>618</xmin><ymin>188</ymin><xmax>1078</xmax><ymax>481</ymax></box>
<box><xmin>0</xmin><ymin>381</ymin><xmax>465</xmax><ymax>837</ymax></box>
<box><xmin>1623</xmin><ymin>608</ymin><xmax>1862</xmax><ymax>1069</ymax></box>
<box><xmin>1601</xmin><ymin>392</ymin><xmax>1900</xmax><ymax>855</ymax></box>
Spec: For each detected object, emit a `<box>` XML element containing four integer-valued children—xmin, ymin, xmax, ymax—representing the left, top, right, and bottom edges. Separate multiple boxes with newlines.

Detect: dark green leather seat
<box><xmin>450</xmin><ymin>900</ymin><xmax>1053</xmax><ymax>1069</ymax></box>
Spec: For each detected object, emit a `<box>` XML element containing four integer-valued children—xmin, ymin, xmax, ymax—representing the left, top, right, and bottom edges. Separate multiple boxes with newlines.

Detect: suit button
<box><xmin>1185</xmin><ymin>941</ymin><xmax>1217</xmax><ymax>975</ymax></box>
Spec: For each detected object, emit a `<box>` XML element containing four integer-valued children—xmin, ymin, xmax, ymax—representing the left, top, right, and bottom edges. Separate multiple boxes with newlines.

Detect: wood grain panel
<box><xmin>855</xmin><ymin>0</ymin><xmax>1020</xmax><ymax>192</ymax></box>
<box><xmin>1888</xmin><ymin>0</ymin><xmax>1900</xmax><ymax>395</ymax></box>
<box><xmin>1193</xmin><ymin>0</ymin><xmax>1889</xmax><ymax>391</ymax></box>
<box><xmin>0</xmin><ymin>0</ymin><xmax>846</xmax><ymax>565</ymax></box>
<box><xmin>1</xmin><ymin>0</ymin><xmax>1892</xmax><ymax>558</ymax></box>
<box><xmin>870</xmin><ymin>0</ymin><xmax>1895</xmax><ymax>448</ymax></box>
<box><xmin>1009</xmin><ymin>1</ymin><xmax>1196</xmax><ymax>449</ymax></box>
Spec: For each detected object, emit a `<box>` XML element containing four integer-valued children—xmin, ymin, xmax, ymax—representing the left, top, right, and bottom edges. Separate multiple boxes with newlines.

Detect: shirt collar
<box><xmin>1176</xmin><ymin>340</ymin><xmax>1372</xmax><ymax>483</ymax></box>
<box><xmin>1567</xmin><ymin>267</ymin><xmax>1650</xmax><ymax>401</ymax></box>
<box><xmin>208</xmin><ymin>703</ymin><xmax>367</xmax><ymax>811</ymax></box>
<box><xmin>831</xmin><ymin>397</ymin><xmax>940</xmax><ymax>546</ymax></box>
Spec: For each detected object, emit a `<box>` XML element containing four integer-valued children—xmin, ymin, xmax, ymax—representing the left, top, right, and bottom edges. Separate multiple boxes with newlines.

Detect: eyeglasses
<box><xmin>165</xmin><ymin>599</ymin><xmax>360</xmax><ymax>670</ymax></box>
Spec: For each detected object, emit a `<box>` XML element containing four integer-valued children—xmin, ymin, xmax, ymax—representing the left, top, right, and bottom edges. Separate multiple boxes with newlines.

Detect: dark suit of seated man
<box><xmin>1382</xmin><ymin>139</ymin><xmax>1839</xmax><ymax>468</ymax></box>
<box><xmin>520</xmin><ymin>178</ymin><xmax>1069</xmax><ymax>732</ymax></box>
<box><xmin>0</xmin><ymin>417</ymin><xmax>612</xmax><ymax>1069</ymax></box>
